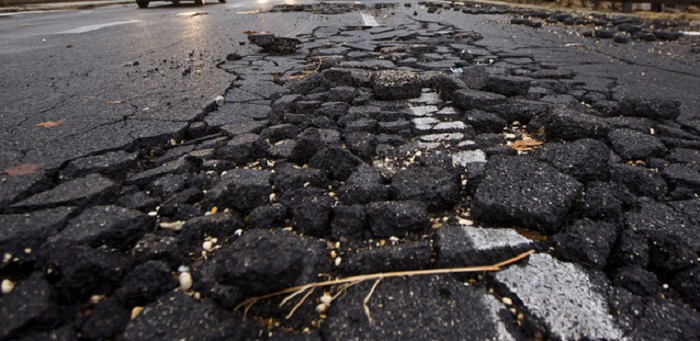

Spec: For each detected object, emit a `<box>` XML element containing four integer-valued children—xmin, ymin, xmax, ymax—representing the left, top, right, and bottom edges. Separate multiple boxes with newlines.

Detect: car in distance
<box><xmin>136</xmin><ymin>0</ymin><xmax>225</xmax><ymax>8</ymax></box>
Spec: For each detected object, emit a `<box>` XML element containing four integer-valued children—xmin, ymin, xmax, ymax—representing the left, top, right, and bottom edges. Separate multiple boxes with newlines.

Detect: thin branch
<box><xmin>363</xmin><ymin>278</ymin><xmax>382</xmax><ymax>325</ymax></box>
<box><xmin>286</xmin><ymin>287</ymin><xmax>315</xmax><ymax>320</ymax></box>
<box><xmin>235</xmin><ymin>250</ymin><xmax>535</xmax><ymax>318</ymax></box>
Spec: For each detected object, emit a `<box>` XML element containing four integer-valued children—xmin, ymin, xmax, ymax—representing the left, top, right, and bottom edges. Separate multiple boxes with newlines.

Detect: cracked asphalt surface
<box><xmin>1</xmin><ymin>0</ymin><xmax>700</xmax><ymax>340</ymax></box>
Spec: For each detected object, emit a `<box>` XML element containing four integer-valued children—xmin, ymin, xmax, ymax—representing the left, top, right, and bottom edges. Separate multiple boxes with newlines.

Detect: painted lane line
<box><xmin>57</xmin><ymin>19</ymin><xmax>141</xmax><ymax>34</ymax></box>
<box><xmin>360</xmin><ymin>12</ymin><xmax>379</xmax><ymax>27</ymax></box>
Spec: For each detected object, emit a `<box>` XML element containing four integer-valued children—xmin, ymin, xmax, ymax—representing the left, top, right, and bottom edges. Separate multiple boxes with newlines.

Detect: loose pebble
<box><xmin>334</xmin><ymin>257</ymin><xmax>342</xmax><ymax>266</ymax></box>
<box><xmin>179</xmin><ymin>272</ymin><xmax>193</xmax><ymax>291</ymax></box>
<box><xmin>502</xmin><ymin>297</ymin><xmax>513</xmax><ymax>305</ymax></box>
<box><xmin>316</xmin><ymin>303</ymin><xmax>328</xmax><ymax>313</ymax></box>
<box><xmin>2</xmin><ymin>279</ymin><xmax>15</xmax><ymax>294</ymax></box>
<box><xmin>131</xmin><ymin>306</ymin><xmax>144</xmax><ymax>320</ymax></box>
<box><xmin>160</xmin><ymin>221</ymin><xmax>185</xmax><ymax>231</ymax></box>
<box><xmin>203</xmin><ymin>241</ymin><xmax>213</xmax><ymax>252</ymax></box>
<box><xmin>320</xmin><ymin>293</ymin><xmax>333</xmax><ymax>305</ymax></box>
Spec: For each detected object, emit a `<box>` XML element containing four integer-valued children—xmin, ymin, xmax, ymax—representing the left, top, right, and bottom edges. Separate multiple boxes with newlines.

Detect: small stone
<box><xmin>1</xmin><ymin>279</ymin><xmax>14</xmax><ymax>294</ymax></box>
<box><xmin>316</xmin><ymin>303</ymin><xmax>328</xmax><ymax>313</ymax></box>
<box><xmin>179</xmin><ymin>272</ymin><xmax>193</xmax><ymax>291</ymax></box>
<box><xmin>203</xmin><ymin>241</ymin><xmax>214</xmax><ymax>252</ymax></box>
<box><xmin>160</xmin><ymin>221</ymin><xmax>185</xmax><ymax>231</ymax></box>
<box><xmin>502</xmin><ymin>297</ymin><xmax>512</xmax><ymax>305</ymax></box>
<box><xmin>131</xmin><ymin>306</ymin><xmax>144</xmax><ymax>320</ymax></box>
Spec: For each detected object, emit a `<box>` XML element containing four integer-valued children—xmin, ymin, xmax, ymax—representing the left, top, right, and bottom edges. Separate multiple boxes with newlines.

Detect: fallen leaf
<box><xmin>35</xmin><ymin>119</ymin><xmax>65</xmax><ymax>128</ymax></box>
<box><xmin>514</xmin><ymin>227</ymin><xmax>548</xmax><ymax>242</ymax></box>
<box><xmin>243</xmin><ymin>30</ymin><xmax>264</xmax><ymax>35</ymax></box>
<box><xmin>66</xmin><ymin>44</ymin><xmax>73</xmax><ymax>48</ymax></box>
<box><xmin>105</xmin><ymin>100</ymin><xmax>124</xmax><ymax>105</ymax></box>
<box><xmin>510</xmin><ymin>139</ymin><xmax>544</xmax><ymax>152</ymax></box>
<box><xmin>2</xmin><ymin>163</ymin><xmax>43</xmax><ymax>176</ymax></box>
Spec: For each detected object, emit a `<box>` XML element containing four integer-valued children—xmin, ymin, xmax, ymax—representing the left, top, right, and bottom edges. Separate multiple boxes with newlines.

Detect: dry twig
<box><xmin>235</xmin><ymin>250</ymin><xmax>535</xmax><ymax>321</ymax></box>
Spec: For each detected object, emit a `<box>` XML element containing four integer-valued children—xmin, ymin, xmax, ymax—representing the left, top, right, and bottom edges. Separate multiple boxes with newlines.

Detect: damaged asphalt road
<box><xmin>1</xmin><ymin>1</ymin><xmax>700</xmax><ymax>340</ymax></box>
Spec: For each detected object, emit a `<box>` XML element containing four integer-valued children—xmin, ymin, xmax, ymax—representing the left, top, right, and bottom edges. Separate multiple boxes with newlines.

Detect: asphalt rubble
<box><xmin>1</xmin><ymin>1</ymin><xmax>700</xmax><ymax>340</ymax></box>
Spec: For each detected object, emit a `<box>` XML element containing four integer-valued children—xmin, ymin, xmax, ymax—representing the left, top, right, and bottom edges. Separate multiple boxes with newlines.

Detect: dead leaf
<box><xmin>105</xmin><ymin>100</ymin><xmax>124</xmax><ymax>105</ymax></box>
<box><xmin>35</xmin><ymin>120</ymin><xmax>65</xmax><ymax>128</ymax></box>
<box><xmin>2</xmin><ymin>163</ymin><xmax>43</xmax><ymax>176</ymax></box>
<box><xmin>514</xmin><ymin>227</ymin><xmax>548</xmax><ymax>242</ymax></box>
<box><xmin>510</xmin><ymin>139</ymin><xmax>544</xmax><ymax>152</ymax></box>
<box><xmin>66</xmin><ymin>44</ymin><xmax>73</xmax><ymax>48</ymax></box>
<box><xmin>243</xmin><ymin>30</ymin><xmax>264</xmax><ymax>35</ymax></box>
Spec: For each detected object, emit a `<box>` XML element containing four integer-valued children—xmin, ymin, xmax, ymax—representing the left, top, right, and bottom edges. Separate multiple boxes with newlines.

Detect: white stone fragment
<box><xmin>461</xmin><ymin>226</ymin><xmax>531</xmax><ymax>250</ymax></box>
<box><xmin>452</xmin><ymin>150</ymin><xmax>487</xmax><ymax>167</ymax></box>
<box><xmin>160</xmin><ymin>221</ymin><xmax>185</xmax><ymax>231</ymax></box>
<box><xmin>320</xmin><ymin>293</ymin><xmax>333</xmax><ymax>305</ymax></box>
<box><xmin>495</xmin><ymin>254</ymin><xmax>625</xmax><ymax>340</ymax></box>
<box><xmin>480</xmin><ymin>292</ymin><xmax>517</xmax><ymax>341</ymax></box>
<box><xmin>179</xmin><ymin>272</ymin><xmax>193</xmax><ymax>291</ymax></box>
<box><xmin>1</xmin><ymin>279</ymin><xmax>15</xmax><ymax>294</ymax></box>
<box><xmin>203</xmin><ymin>241</ymin><xmax>213</xmax><ymax>252</ymax></box>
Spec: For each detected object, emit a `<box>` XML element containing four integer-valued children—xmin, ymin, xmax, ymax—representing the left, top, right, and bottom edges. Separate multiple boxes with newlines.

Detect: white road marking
<box><xmin>176</xmin><ymin>11</ymin><xmax>208</xmax><ymax>16</ymax></box>
<box><xmin>682</xmin><ymin>31</ymin><xmax>700</xmax><ymax>36</ymax></box>
<box><xmin>354</xmin><ymin>1</ymin><xmax>361</xmax><ymax>3</ymax></box>
<box><xmin>57</xmin><ymin>20</ymin><xmax>141</xmax><ymax>34</ymax></box>
<box><xmin>360</xmin><ymin>12</ymin><xmax>378</xmax><ymax>27</ymax></box>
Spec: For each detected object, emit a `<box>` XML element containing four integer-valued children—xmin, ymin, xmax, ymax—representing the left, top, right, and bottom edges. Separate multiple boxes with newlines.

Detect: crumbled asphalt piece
<box><xmin>463</xmin><ymin>109</ymin><xmax>506</xmax><ymax>133</ymax></box>
<box><xmin>576</xmin><ymin>181</ymin><xmax>634</xmax><ymax>219</ymax></box>
<box><xmin>204</xmin><ymin>169</ymin><xmax>271</xmax><ymax>212</ymax></box>
<box><xmin>214</xmin><ymin>229</ymin><xmax>319</xmax><ymax>295</ymax></box>
<box><xmin>475</xmin><ymin>133</ymin><xmax>505</xmax><ymax>148</ymax></box>
<box><xmin>322</xmin><ymin>275</ymin><xmax>502</xmax><ymax>341</ymax></box>
<box><xmin>271</xmin><ymin>162</ymin><xmax>329</xmax><ymax>192</ymax></box>
<box><xmin>484</xmin><ymin>75</ymin><xmax>531</xmax><ymax>96</ymax></box>
<box><xmin>472</xmin><ymin>156</ymin><xmax>582</xmax><ymax>234</ymax></box>
<box><xmin>0</xmin><ymin>207</ymin><xmax>76</xmax><ymax>269</ymax></box>
<box><xmin>130</xmin><ymin>233</ymin><xmax>181</xmax><ymax>267</ymax></box>
<box><xmin>177</xmin><ymin>213</ymin><xmax>245</xmax><ymax>252</ymax></box>
<box><xmin>288</xmin><ymin>128</ymin><xmax>340</xmax><ymax>164</ymax></box>
<box><xmin>533</xmin><ymin>138</ymin><xmax>611</xmax><ymax>182</ymax></box>
<box><xmin>121</xmin><ymin>292</ymin><xmax>252</xmax><ymax>341</ymax></box>
<box><xmin>366</xmin><ymin>200</ymin><xmax>430</xmax><ymax>238</ymax></box>
<box><xmin>595</xmin><ymin>29</ymin><xmax>615</xmax><ymax>39</ymax></box>
<box><xmin>117</xmin><ymin>260</ymin><xmax>177</xmax><ymax>307</ymax></box>
<box><xmin>219</xmin><ymin>120</ymin><xmax>269</xmax><ymax>138</ymax></box>
<box><xmin>48</xmin><ymin>205</ymin><xmax>152</xmax><ymax>250</ymax></box>
<box><xmin>529</xmin><ymin>68</ymin><xmax>576</xmax><ymax>79</ymax></box>
<box><xmin>496</xmin><ymin>254</ymin><xmax>624</xmax><ymax>340</ymax></box>
<box><xmin>279</xmin><ymin>187</ymin><xmax>334</xmax><ymax>237</ymax></box>
<box><xmin>14</xmin><ymin>324</ymin><xmax>77</xmax><ymax>341</ymax></box>
<box><xmin>248</xmin><ymin>33</ymin><xmax>303</xmax><ymax>55</ymax></box>
<box><xmin>0</xmin><ymin>172</ymin><xmax>51</xmax><ymax>212</ymax></box>
<box><xmin>61</xmin><ymin>150</ymin><xmax>137</xmax><ymax>179</ymax></box>
<box><xmin>0</xmin><ymin>273</ymin><xmax>60</xmax><ymax>340</ymax></box>
<box><xmin>435</xmin><ymin>224</ymin><xmax>533</xmax><ymax>268</ymax></box>
<box><xmin>308</xmin><ymin>146</ymin><xmax>363</xmax><ymax>181</ymax></box>
<box><xmin>77</xmin><ymin>296</ymin><xmax>130</xmax><ymax>340</ymax></box>
<box><xmin>337</xmin><ymin>166</ymin><xmax>387</xmax><ymax>205</ymax></box>
<box><xmin>125</xmin><ymin>157</ymin><xmax>192</xmax><ymax>186</ymax></box>
<box><xmin>247</xmin><ymin>204</ymin><xmax>286</xmax><ymax>229</ymax></box>
<box><xmin>530</xmin><ymin>107</ymin><xmax>610</xmax><ymax>141</ymax></box>
<box><xmin>552</xmin><ymin>218</ymin><xmax>617</xmax><ymax>270</ymax></box>
<box><xmin>38</xmin><ymin>243</ymin><xmax>125</xmax><ymax>299</ymax></box>
<box><xmin>146</xmin><ymin>173</ymin><xmax>191</xmax><ymax>198</ymax></box>
<box><xmin>371</xmin><ymin>70</ymin><xmax>422</xmax><ymax>100</ymax></box>
<box><xmin>609</xmin><ymin>288</ymin><xmax>700</xmax><ymax>340</ymax></box>
<box><xmin>214</xmin><ymin>133</ymin><xmax>260</xmax><ymax>164</ymax></box>
<box><xmin>115</xmin><ymin>192</ymin><xmax>160</xmax><ymax>212</ymax></box>
<box><xmin>343</xmin><ymin>131</ymin><xmax>378</xmax><ymax>161</ymax></box>
<box><xmin>452</xmin><ymin>89</ymin><xmax>507</xmax><ymax>110</ymax></box>
<box><xmin>609</xmin><ymin>164</ymin><xmax>668</xmax><ymax>199</ymax></box>
<box><xmin>341</xmin><ymin>241</ymin><xmax>432</xmax><ymax>275</ymax></box>
<box><xmin>12</xmin><ymin>174</ymin><xmax>117</xmax><ymax>210</ymax></box>
<box><xmin>608</xmin><ymin>128</ymin><xmax>667</xmax><ymax>160</ymax></box>
<box><xmin>331</xmin><ymin>205</ymin><xmax>367</xmax><ymax>241</ymax></box>
<box><xmin>667</xmin><ymin>148</ymin><xmax>700</xmax><ymax>171</ymax></box>
<box><xmin>672</xmin><ymin>266</ymin><xmax>700</xmax><ymax>310</ymax></box>
<box><xmin>610</xmin><ymin>265</ymin><xmax>661</xmax><ymax>297</ymax></box>
<box><xmin>618</xmin><ymin>97</ymin><xmax>681</xmax><ymax>121</ymax></box>
<box><xmin>661</xmin><ymin>163</ymin><xmax>700</xmax><ymax>191</ymax></box>
<box><xmin>624</xmin><ymin>199</ymin><xmax>700</xmax><ymax>252</ymax></box>
<box><xmin>485</xmin><ymin>100</ymin><xmax>552</xmax><ymax>125</ymax></box>
<box><xmin>388</xmin><ymin>166</ymin><xmax>460</xmax><ymax>212</ymax></box>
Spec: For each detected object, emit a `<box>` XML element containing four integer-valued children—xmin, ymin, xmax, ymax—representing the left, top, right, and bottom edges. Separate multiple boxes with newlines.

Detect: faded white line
<box><xmin>176</xmin><ymin>11</ymin><xmax>208</xmax><ymax>16</ymax></box>
<box><xmin>360</xmin><ymin>12</ymin><xmax>378</xmax><ymax>27</ymax></box>
<box><xmin>57</xmin><ymin>19</ymin><xmax>141</xmax><ymax>34</ymax></box>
